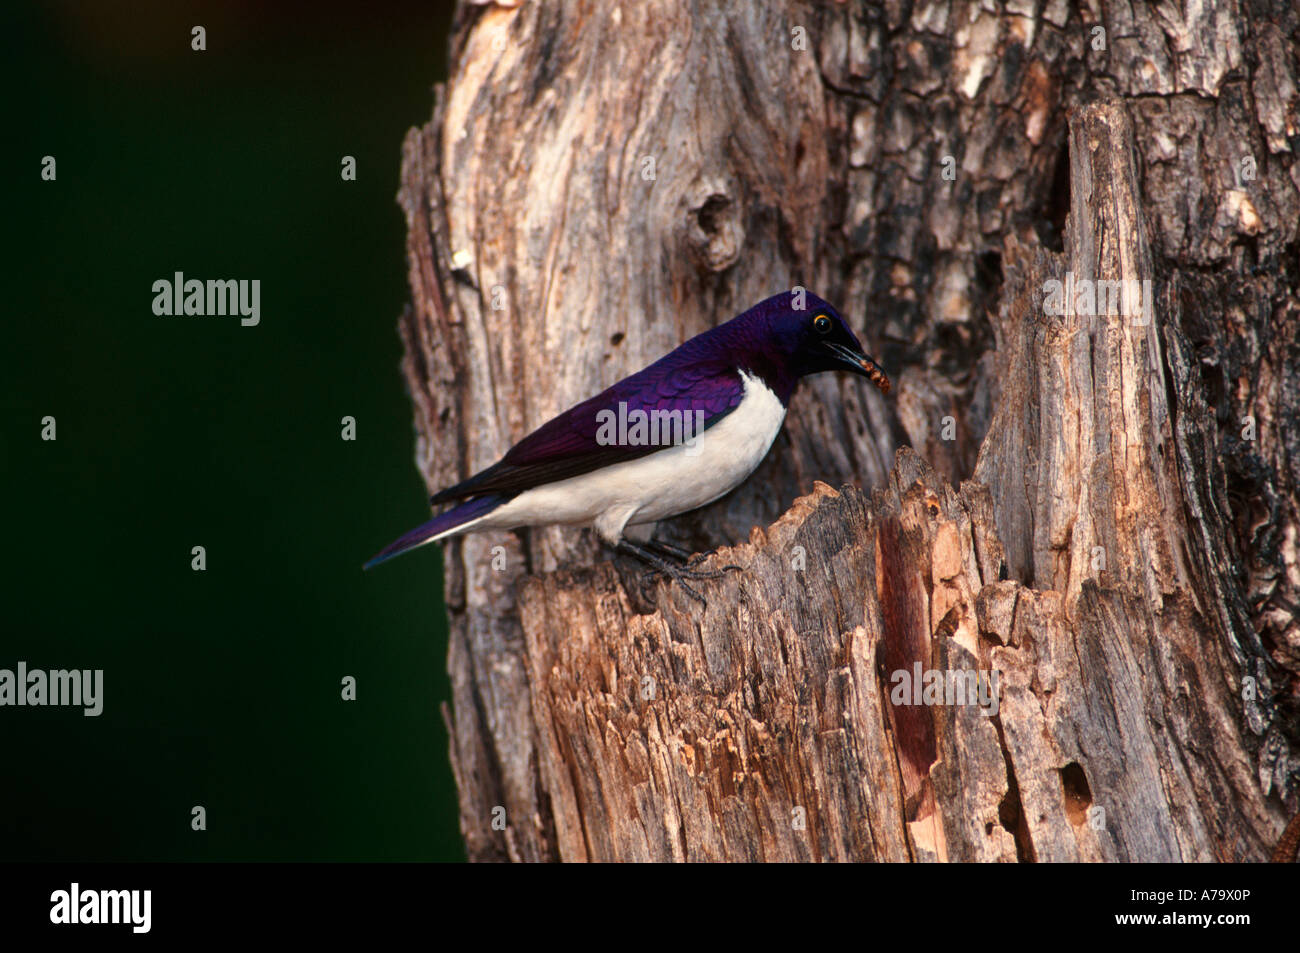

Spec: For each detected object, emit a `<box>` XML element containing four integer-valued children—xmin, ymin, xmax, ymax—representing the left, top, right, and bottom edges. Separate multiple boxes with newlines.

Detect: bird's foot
<box><xmin>640</xmin><ymin>538</ymin><xmax>694</xmax><ymax>561</ymax></box>
<box><xmin>616</xmin><ymin>540</ymin><xmax>741</xmax><ymax>606</ymax></box>
<box><xmin>640</xmin><ymin>538</ymin><xmax>719</xmax><ymax>568</ymax></box>
<box><xmin>642</xmin><ymin>538</ymin><xmax>738</xmax><ymax>569</ymax></box>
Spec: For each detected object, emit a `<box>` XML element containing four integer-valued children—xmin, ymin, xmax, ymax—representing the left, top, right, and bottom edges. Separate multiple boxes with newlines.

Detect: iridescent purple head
<box><xmin>720</xmin><ymin>290</ymin><xmax>890</xmax><ymax>401</ymax></box>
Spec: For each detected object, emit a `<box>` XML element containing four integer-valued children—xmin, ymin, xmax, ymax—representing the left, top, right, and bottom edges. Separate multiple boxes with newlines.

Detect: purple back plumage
<box><xmin>429</xmin><ymin>290</ymin><xmax>850</xmax><ymax>505</ymax></box>
<box><xmin>365</xmin><ymin>289</ymin><xmax>884</xmax><ymax>569</ymax></box>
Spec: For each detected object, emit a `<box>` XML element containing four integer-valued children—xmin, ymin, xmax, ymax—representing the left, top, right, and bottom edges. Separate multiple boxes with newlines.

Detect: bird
<box><xmin>365</xmin><ymin>289</ymin><xmax>891</xmax><ymax>601</ymax></box>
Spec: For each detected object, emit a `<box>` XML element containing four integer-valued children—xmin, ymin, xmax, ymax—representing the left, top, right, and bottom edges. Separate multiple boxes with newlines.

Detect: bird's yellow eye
<box><xmin>813</xmin><ymin>314</ymin><xmax>832</xmax><ymax>334</ymax></box>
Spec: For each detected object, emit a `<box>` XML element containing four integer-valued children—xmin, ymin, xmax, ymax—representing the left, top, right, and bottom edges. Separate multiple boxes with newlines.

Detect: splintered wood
<box><xmin>401</xmin><ymin>1</ymin><xmax>1300</xmax><ymax>861</ymax></box>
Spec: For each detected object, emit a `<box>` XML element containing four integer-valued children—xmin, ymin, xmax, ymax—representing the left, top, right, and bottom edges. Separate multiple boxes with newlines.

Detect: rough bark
<box><xmin>396</xmin><ymin>0</ymin><xmax>1300</xmax><ymax>861</ymax></box>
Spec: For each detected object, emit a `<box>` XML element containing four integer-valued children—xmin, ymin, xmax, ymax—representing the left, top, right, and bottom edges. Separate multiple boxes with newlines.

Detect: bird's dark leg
<box><xmin>642</xmin><ymin>538</ymin><xmax>738</xmax><ymax>571</ymax></box>
<box><xmin>614</xmin><ymin>539</ymin><xmax>741</xmax><ymax>605</ymax></box>
<box><xmin>641</xmin><ymin>539</ymin><xmax>697</xmax><ymax>562</ymax></box>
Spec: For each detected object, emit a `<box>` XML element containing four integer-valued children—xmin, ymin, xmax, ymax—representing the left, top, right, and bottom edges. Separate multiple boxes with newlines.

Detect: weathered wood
<box><xmin>396</xmin><ymin>1</ymin><xmax>1300</xmax><ymax>861</ymax></box>
<box><xmin>518</xmin><ymin>460</ymin><xmax>1011</xmax><ymax>861</ymax></box>
<box><xmin>973</xmin><ymin>103</ymin><xmax>1280</xmax><ymax>861</ymax></box>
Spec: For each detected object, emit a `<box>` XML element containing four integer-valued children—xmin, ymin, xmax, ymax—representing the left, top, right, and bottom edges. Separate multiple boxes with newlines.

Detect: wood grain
<box><xmin>396</xmin><ymin>1</ymin><xmax>1300</xmax><ymax>861</ymax></box>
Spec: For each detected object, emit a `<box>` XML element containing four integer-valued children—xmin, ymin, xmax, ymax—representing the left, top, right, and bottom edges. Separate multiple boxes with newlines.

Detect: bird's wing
<box><xmin>431</xmin><ymin>358</ymin><xmax>746</xmax><ymax>503</ymax></box>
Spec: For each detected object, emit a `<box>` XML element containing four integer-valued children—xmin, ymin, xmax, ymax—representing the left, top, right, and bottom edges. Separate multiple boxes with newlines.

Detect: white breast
<box><xmin>480</xmin><ymin>370</ymin><xmax>787</xmax><ymax>543</ymax></box>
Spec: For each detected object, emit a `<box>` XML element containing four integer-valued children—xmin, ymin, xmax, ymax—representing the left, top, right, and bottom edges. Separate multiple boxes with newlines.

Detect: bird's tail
<box><xmin>363</xmin><ymin>494</ymin><xmax>507</xmax><ymax>570</ymax></box>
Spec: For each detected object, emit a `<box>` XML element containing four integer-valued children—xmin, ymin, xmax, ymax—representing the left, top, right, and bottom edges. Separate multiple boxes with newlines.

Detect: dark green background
<box><xmin>3</xmin><ymin>1</ymin><xmax>464</xmax><ymax>860</ymax></box>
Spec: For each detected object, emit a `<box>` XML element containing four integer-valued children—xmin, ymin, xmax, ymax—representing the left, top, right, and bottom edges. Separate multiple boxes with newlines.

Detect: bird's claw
<box><xmin>638</xmin><ymin>571</ymin><xmax>707</xmax><ymax>606</ymax></box>
<box><xmin>618</xmin><ymin>539</ymin><xmax>741</xmax><ymax>606</ymax></box>
<box><xmin>642</xmin><ymin>539</ymin><xmax>733</xmax><ymax>570</ymax></box>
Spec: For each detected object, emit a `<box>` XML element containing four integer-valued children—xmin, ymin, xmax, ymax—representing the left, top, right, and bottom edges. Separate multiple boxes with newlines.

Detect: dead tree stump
<box><xmin>395</xmin><ymin>1</ymin><xmax>1300</xmax><ymax>861</ymax></box>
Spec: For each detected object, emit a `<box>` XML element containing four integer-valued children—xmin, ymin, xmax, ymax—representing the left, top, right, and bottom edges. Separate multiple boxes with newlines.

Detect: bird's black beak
<box><xmin>824</xmin><ymin>341</ymin><xmax>891</xmax><ymax>394</ymax></box>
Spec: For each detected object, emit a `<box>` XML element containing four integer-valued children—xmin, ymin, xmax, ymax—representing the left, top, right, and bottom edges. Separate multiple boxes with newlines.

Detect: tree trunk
<box><xmin>396</xmin><ymin>0</ymin><xmax>1300</xmax><ymax>861</ymax></box>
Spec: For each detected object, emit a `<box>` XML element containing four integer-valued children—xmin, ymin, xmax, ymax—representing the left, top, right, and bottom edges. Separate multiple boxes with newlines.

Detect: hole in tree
<box><xmin>999</xmin><ymin>760</ymin><xmax>1035</xmax><ymax>861</ymax></box>
<box><xmin>1038</xmin><ymin>136</ymin><xmax>1070</xmax><ymax>252</ymax></box>
<box><xmin>1060</xmin><ymin>761</ymin><xmax>1093</xmax><ymax>825</ymax></box>
<box><xmin>998</xmin><ymin>787</ymin><xmax>1020</xmax><ymax>835</ymax></box>
<box><xmin>695</xmin><ymin>194</ymin><xmax>730</xmax><ymax>234</ymax></box>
